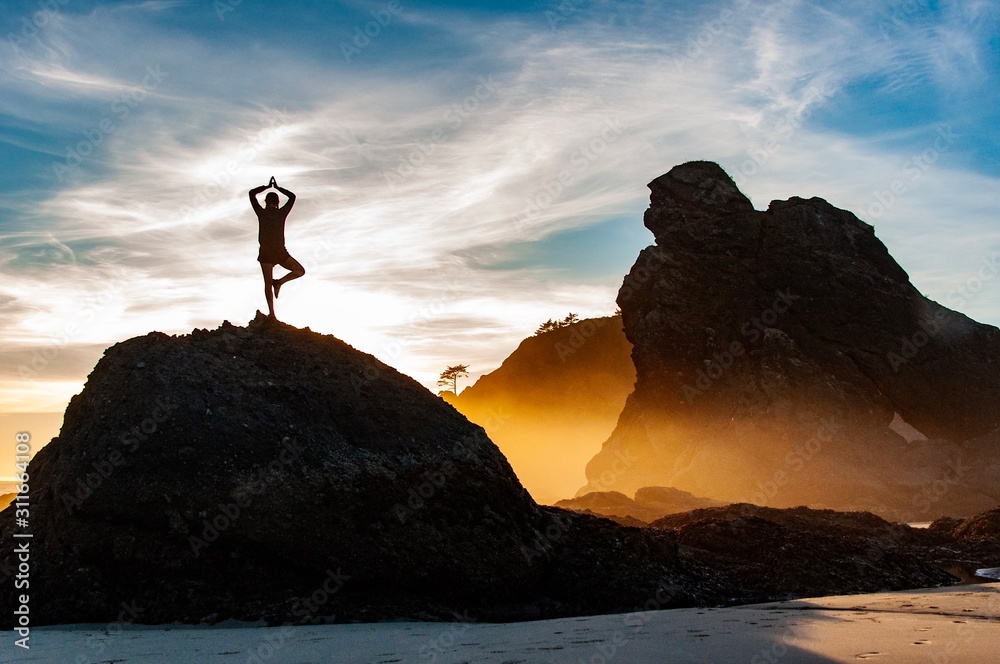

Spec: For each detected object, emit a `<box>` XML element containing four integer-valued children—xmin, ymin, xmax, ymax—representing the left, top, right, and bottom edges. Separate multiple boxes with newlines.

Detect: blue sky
<box><xmin>1</xmin><ymin>0</ymin><xmax>998</xmax><ymax>434</ymax></box>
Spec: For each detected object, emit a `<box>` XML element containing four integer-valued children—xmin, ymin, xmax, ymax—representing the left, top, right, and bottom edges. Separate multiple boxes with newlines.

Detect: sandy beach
<box><xmin>11</xmin><ymin>583</ymin><xmax>998</xmax><ymax>664</ymax></box>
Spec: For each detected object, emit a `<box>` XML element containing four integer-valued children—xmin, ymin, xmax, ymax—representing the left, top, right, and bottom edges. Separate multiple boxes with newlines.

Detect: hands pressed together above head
<box><xmin>250</xmin><ymin>176</ymin><xmax>294</xmax><ymax>202</ymax></box>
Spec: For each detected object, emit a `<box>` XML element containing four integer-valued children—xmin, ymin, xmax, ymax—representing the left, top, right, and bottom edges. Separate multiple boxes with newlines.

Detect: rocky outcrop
<box><xmin>928</xmin><ymin>507</ymin><xmax>1000</xmax><ymax>570</ymax></box>
<box><xmin>451</xmin><ymin>316</ymin><xmax>634</xmax><ymax>503</ymax></box>
<box><xmin>583</xmin><ymin>161</ymin><xmax>1000</xmax><ymax>518</ymax></box>
<box><xmin>651</xmin><ymin>504</ymin><xmax>964</xmax><ymax>600</ymax></box>
<box><xmin>633</xmin><ymin>486</ymin><xmax>725</xmax><ymax>517</ymax></box>
<box><xmin>556</xmin><ymin>487</ymin><xmax>723</xmax><ymax>523</ymax></box>
<box><xmin>951</xmin><ymin>507</ymin><xmax>1000</xmax><ymax>543</ymax></box>
<box><xmin>3</xmin><ymin>314</ymin><xmax>985</xmax><ymax>627</ymax></box>
<box><xmin>555</xmin><ymin>490</ymin><xmax>664</xmax><ymax>523</ymax></box>
<box><xmin>0</xmin><ymin>315</ymin><xmax>551</xmax><ymax>625</ymax></box>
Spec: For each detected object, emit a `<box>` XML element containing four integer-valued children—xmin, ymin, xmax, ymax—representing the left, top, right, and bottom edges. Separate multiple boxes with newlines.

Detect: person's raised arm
<box><xmin>275</xmin><ymin>184</ymin><xmax>296</xmax><ymax>211</ymax></box>
<box><xmin>249</xmin><ymin>183</ymin><xmax>268</xmax><ymax>213</ymax></box>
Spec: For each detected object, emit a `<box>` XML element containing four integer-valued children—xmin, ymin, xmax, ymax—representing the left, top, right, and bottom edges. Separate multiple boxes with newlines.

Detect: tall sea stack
<box><xmin>583</xmin><ymin>161</ymin><xmax>1000</xmax><ymax>519</ymax></box>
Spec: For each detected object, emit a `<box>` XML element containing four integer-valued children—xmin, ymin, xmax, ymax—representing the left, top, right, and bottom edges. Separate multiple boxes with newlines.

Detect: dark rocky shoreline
<box><xmin>2</xmin><ymin>315</ymin><xmax>996</xmax><ymax>628</ymax></box>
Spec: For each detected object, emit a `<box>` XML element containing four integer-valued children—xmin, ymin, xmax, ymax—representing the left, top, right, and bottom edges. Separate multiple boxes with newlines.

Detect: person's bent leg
<box><xmin>260</xmin><ymin>262</ymin><xmax>277</xmax><ymax>318</ymax></box>
<box><xmin>273</xmin><ymin>255</ymin><xmax>305</xmax><ymax>298</ymax></box>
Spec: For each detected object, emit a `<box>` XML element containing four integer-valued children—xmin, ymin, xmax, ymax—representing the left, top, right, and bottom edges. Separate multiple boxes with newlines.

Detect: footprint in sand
<box><xmin>912</xmin><ymin>640</ymin><xmax>930</xmax><ymax>645</ymax></box>
<box><xmin>855</xmin><ymin>652</ymin><xmax>881</xmax><ymax>659</ymax></box>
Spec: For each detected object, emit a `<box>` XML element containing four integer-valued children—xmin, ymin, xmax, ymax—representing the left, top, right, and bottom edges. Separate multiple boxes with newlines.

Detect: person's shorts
<box><xmin>257</xmin><ymin>246</ymin><xmax>291</xmax><ymax>264</ymax></box>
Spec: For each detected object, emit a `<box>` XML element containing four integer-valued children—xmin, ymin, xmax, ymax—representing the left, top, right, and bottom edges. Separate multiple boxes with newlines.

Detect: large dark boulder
<box><xmin>583</xmin><ymin>161</ymin><xmax>1000</xmax><ymax>518</ymax></box>
<box><xmin>0</xmin><ymin>315</ymin><xmax>549</xmax><ymax>625</ymax></box>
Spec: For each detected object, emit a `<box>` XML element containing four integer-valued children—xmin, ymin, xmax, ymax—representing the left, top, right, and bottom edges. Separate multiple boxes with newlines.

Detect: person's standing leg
<box><xmin>260</xmin><ymin>262</ymin><xmax>277</xmax><ymax>318</ymax></box>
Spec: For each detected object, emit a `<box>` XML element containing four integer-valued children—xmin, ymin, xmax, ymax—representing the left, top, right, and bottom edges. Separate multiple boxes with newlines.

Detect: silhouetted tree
<box><xmin>534</xmin><ymin>313</ymin><xmax>582</xmax><ymax>336</ymax></box>
<box><xmin>438</xmin><ymin>364</ymin><xmax>469</xmax><ymax>394</ymax></box>
<box><xmin>535</xmin><ymin>319</ymin><xmax>560</xmax><ymax>335</ymax></box>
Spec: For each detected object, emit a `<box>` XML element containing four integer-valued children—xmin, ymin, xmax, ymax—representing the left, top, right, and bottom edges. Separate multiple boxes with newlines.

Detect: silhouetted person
<box><xmin>250</xmin><ymin>176</ymin><xmax>305</xmax><ymax>320</ymax></box>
